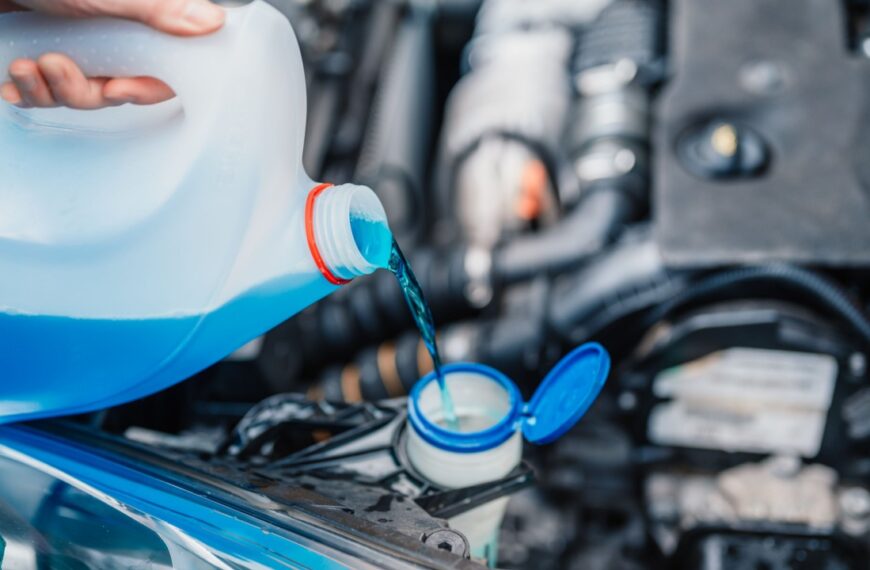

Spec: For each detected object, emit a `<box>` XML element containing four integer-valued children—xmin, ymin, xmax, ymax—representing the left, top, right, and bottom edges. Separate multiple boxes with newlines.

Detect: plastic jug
<box><xmin>405</xmin><ymin>342</ymin><xmax>610</xmax><ymax>565</ymax></box>
<box><xmin>0</xmin><ymin>2</ymin><xmax>392</xmax><ymax>422</ymax></box>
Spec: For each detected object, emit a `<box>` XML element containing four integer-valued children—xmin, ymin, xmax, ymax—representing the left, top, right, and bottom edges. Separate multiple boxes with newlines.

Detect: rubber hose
<box><xmin>643</xmin><ymin>265</ymin><xmax>870</xmax><ymax>346</ymax></box>
<box><xmin>494</xmin><ymin>186</ymin><xmax>639</xmax><ymax>284</ymax></box>
<box><xmin>546</xmin><ymin>228</ymin><xmax>689</xmax><ymax>345</ymax></box>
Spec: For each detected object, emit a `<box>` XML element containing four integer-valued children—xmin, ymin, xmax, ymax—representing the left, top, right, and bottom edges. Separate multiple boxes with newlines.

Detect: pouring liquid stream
<box><xmin>387</xmin><ymin>240</ymin><xmax>459</xmax><ymax>431</ymax></box>
<box><xmin>350</xmin><ymin>217</ymin><xmax>459</xmax><ymax>430</ymax></box>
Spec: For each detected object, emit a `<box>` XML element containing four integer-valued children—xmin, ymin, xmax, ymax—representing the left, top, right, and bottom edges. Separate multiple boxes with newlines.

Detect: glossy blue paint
<box><xmin>0</xmin><ymin>425</ymin><xmax>353</xmax><ymax>569</ymax></box>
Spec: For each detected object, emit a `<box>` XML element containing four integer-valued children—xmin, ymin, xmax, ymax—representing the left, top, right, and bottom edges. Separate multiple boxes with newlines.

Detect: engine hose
<box><xmin>642</xmin><ymin>265</ymin><xmax>870</xmax><ymax>346</ymax></box>
<box><xmin>308</xmin><ymin>303</ymin><xmax>549</xmax><ymax>403</ymax></box>
<box><xmin>308</xmin><ymin>332</ymin><xmax>436</xmax><ymax>403</ymax></box>
<box><xmin>546</xmin><ymin>228</ymin><xmax>691</xmax><ymax>345</ymax></box>
<box><xmin>493</xmin><ymin>183</ymin><xmax>642</xmax><ymax>284</ymax></box>
<box><xmin>574</xmin><ymin>0</ymin><xmax>665</xmax><ymax>81</ymax></box>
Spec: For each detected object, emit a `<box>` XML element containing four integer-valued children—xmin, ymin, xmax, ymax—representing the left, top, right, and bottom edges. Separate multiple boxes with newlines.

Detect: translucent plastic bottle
<box><xmin>406</xmin><ymin>342</ymin><xmax>610</xmax><ymax>566</ymax></box>
<box><xmin>0</xmin><ymin>2</ymin><xmax>392</xmax><ymax>422</ymax></box>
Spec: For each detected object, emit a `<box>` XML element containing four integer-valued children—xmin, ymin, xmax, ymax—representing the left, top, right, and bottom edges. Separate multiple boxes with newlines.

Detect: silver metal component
<box><xmin>456</xmin><ymin>139</ymin><xmax>548</xmax><ymax>248</ymax></box>
<box><xmin>840</xmin><ymin>487</ymin><xmax>870</xmax><ymax>536</ymax></box>
<box><xmin>463</xmin><ymin>246</ymin><xmax>494</xmax><ymax>308</ymax></box>
<box><xmin>617</xmin><ymin>391</ymin><xmax>637</xmax><ymax>411</ymax></box>
<box><xmin>567</xmin><ymin>82</ymin><xmax>649</xmax><ymax>205</ymax></box>
<box><xmin>614</xmin><ymin>147</ymin><xmax>638</xmax><ymax>172</ymax></box>
<box><xmin>574</xmin><ymin>85</ymin><xmax>650</xmax><ymax>145</ymax></box>
<box><xmin>421</xmin><ymin>528</ymin><xmax>471</xmax><ymax>559</ymax></box>
<box><xmin>124</xmin><ymin>426</ymin><xmax>225</xmax><ymax>455</ymax></box>
<box><xmin>712</xmin><ymin>456</ymin><xmax>838</xmax><ymax>527</ymax></box>
<box><xmin>441</xmin><ymin>3</ymin><xmax>582</xmax><ymax>247</ymax></box>
<box><xmin>843</xmin><ymin>386</ymin><xmax>870</xmax><ymax>439</ymax></box>
<box><xmin>647</xmin><ymin>348</ymin><xmax>837</xmax><ymax>458</ymax></box>
<box><xmin>646</xmin><ymin>457</ymin><xmax>851</xmax><ymax>555</ymax></box>
<box><xmin>575</xmin><ymin>59</ymin><xmax>639</xmax><ymax>96</ymax></box>
<box><xmin>574</xmin><ymin>140</ymin><xmax>639</xmax><ymax>187</ymax></box>
<box><xmin>850</xmin><ymin>352</ymin><xmax>867</xmax><ymax>378</ymax></box>
<box><xmin>445</xmin><ymin>28</ymin><xmax>572</xmax><ymax>159</ymax></box>
<box><xmin>645</xmin><ymin>474</ymin><xmax>682</xmax><ymax>554</ymax></box>
<box><xmin>442</xmin><ymin>324</ymin><xmax>477</xmax><ymax>362</ymax></box>
<box><xmin>840</xmin><ymin>487</ymin><xmax>870</xmax><ymax>520</ymax></box>
<box><xmin>738</xmin><ymin>59</ymin><xmax>788</xmax><ymax>96</ymax></box>
<box><xmin>474</xmin><ymin>0</ymin><xmax>613</xmax><ymax>35</ymax></box>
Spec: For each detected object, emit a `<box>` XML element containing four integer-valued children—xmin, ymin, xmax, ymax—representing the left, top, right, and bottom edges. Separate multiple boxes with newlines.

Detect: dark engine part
<box><xmin>676</xmin><ymin>528</ymin><xmax>862</xmax><ymax>570</ymax></box>
<box><xmin>110</xmin><ymin>394</ymin><xmax>533</xmax><ymax>565</ymax></box>
<box><xmin>224</xmin><ymin>395</ymin><xmax>532</xmax><ymax>514</ymax></box>
<box><xmin>354</xmin><ymin>6</ymin><xmax>436</xmax><ymax>247</ymax></box>
<box><xmin>625</xmin><ymin>299</ymin><xmax>866</xmax><ymax>464</ymax></box>
<box><xmin>622</xmin><ymin>296</ymin><xmax>870</xmax><ymax>569</ymax></box>
<box><xmin>221</xmin><ymin>395</ymin><xmax>532</xmax><ymax>562</ymax></box>
<box><xmin>655</xmin><ymin>0</ymin><xmax>870</xmax><ymax>266</ymax></box>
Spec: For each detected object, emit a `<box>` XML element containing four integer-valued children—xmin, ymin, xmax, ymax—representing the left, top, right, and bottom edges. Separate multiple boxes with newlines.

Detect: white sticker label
<box><xmin>648</xmin><ymin>348</ymin><xmax>837</xmax><ymax>457</ymax></box>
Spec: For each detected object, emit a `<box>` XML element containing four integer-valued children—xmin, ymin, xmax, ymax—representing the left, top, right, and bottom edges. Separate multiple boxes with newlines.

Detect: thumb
<box><xmin>12</xmin><ymin>0</ymin><xmax>225</xmax><ymax>36</ymax></box>
<box><xmin>106</xmin><ymin>0</ymin><xmax>225</xmax><ymax>36</ymax></box>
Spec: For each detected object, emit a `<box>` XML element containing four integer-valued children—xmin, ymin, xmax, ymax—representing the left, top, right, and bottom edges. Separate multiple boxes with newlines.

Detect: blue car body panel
<box><xmin>0</xmin><ymin>425</ymin><xmax>357</xmax><ymax>569</ymax></box>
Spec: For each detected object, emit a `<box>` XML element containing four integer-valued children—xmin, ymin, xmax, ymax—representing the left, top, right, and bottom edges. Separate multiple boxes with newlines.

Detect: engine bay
<box><xmin>32</xmin><ymin>0</ymin><xmax>870</xmax><ymax>567</ymax></box>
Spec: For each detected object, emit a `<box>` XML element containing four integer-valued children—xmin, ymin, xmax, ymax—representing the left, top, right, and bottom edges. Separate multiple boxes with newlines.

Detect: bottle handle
<box><xmin>0</xmin><ymin>2</ymin><xmax>267</xmax><ymax>123</ymax></box>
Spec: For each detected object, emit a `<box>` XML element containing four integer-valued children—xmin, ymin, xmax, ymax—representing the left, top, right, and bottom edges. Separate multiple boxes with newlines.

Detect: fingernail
<box><xmin>0</xmin><ymin>82</ymin><xmax>22</xmax><ymax>105</ymax></box>
<box><xmin>104</xmin><ymin>88</ymin><xmax>135</xmax><ymax>105</ymax></box>
<box><xmin>113</xmin><ymin>95</ymin><xmax>137</xmax><ymax>105</ymax></box>
<box><xmin>182</xmin><ymin>1</ymin><xmax>224</xmax><ymax>29</ymax></box>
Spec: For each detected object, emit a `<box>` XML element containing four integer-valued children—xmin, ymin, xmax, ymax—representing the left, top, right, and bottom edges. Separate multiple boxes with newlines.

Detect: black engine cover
<box><xmin>654</xmin><ymin>0</ymin><xmax>870</xmax><ymax>266</ymax></box>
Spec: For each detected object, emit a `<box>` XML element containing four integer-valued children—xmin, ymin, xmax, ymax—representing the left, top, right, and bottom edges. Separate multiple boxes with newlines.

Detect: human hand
<box><xmin>0</xmin><ymin>0</ymin><xmax>224</xmax><ymax>109</ymax></box>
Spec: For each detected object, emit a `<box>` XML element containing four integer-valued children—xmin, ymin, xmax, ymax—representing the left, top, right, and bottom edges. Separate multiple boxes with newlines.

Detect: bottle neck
<box><xmin>308</xmin><ymin>183</ymin><xmax>391</xmax><ymax>283</ymax></box>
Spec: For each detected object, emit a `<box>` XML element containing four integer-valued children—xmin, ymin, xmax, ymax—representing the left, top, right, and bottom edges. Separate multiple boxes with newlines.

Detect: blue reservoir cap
<box><xmin>521</xmin><ymin>342</ymin><xmax>610</xmax><ymax>444</ymax></box>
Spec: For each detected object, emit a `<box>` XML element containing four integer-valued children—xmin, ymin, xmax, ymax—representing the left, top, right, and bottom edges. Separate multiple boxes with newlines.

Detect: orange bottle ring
<box><xmin>305</xmin><ymin>183</ymin><xmax>351</xmax><ymax>286</ymax></box>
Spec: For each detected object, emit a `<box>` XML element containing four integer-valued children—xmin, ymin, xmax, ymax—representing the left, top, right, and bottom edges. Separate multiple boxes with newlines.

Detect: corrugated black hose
<box><xmin>642</xmin><ymin>265</ymin><xmax>870</xmax><ymax>346</ymax></box>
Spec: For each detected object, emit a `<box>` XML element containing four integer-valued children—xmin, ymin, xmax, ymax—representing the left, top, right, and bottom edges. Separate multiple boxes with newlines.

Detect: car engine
<box><xmin>37</xmin><ymin>0</ymin><xmax>870</xmax><ymax>568</ymax></box>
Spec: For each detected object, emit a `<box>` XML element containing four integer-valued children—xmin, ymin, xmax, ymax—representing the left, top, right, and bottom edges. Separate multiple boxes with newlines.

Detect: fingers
<box><xmin>37</xmin><ymin>53</ymin><xmax>111</xmax><ymax>109</ymax></box>
<box><xmin>9</xmin><ymin>58</ymin><xmax>55</xmax><ymax>107</ymax></box>
<box><xmin>0</xmin><ymin>0</ymin><xmax>217</xmax><ymax>109</ymax></box>
<box><xmin>102</xmin><ymin>76</ymin><xmax>175</xmax><ymax>105</ymax></box>
<box><xmin>0</xmin><ymin>54</ymin><xmax>175</xmax><ymax>109</ymax></box>
<box><xmin>118</xmin><ymin>0</ymin><xmax>226</xmax><ymax>36</ymax></box>
<box><xmin>13</xmin><ymin>0</ymin><xmax>225</xmax><ymax>36</ymax></box>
